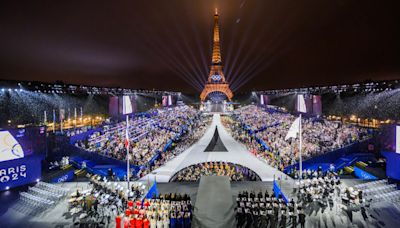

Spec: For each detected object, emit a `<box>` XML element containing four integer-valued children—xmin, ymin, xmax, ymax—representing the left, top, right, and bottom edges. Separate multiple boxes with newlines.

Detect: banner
<box><xmin>168</xmin><ymin>95</ymin><xmax>173</xmax><ymax>106</ymax></box>
<box><xmin>145</xmin><ymin>182</ymin><xmax>159</xmax><ymax>199</ymax></box>
<box><xmin>273</xmin><ymin>180</ymin><xmax>289</xmax><ymax>204</ymax></box>
<box><xmin>296</xmin><ymin>95</ymin><xmax>307</xmax><ymax>113</ymax></box>
<box><xmin>354</xmin><ymin>166</ymin><xmax>378</xmax><ymax>180</ymax></box>
<box><xmin>108</xmin><ymin>96</ymin><xmax>119</xmax><ymax>117</ymax></box>
<box><xmin>312</xmin><ymin>95</ymin><xmax>322</xmax><ymax>116</ymax></box>
<box><xmin>162</xmin><ymin>96</ymin><xmax>168</xmax><ymax>107</ymax></box>
<box><xmin>50</xmin><ymin>169</ymin><xmax>74</xmax><ymax>183</ymax></box>
<box><xmin>59</xmin><ymin>109</ymin><xmax>65</xmax><ymax>121</ymax></box>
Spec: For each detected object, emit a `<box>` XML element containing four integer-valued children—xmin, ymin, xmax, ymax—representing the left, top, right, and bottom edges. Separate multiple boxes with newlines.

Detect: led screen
<box><xmin>0</xmin><ymin>127</ymin><xmax>46</xmax><ymax>191</ymax></box>
<box><xmin>0</xmin><ymin>131</ymin><xmax>25</xmax><ymax>162</ymax></box>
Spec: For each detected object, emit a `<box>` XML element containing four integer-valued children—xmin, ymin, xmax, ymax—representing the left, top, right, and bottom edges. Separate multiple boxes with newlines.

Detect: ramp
<box><xmin>192</xmin><ymin>176</ymin><xmax>236</xmax><ymax>228</ymax></box>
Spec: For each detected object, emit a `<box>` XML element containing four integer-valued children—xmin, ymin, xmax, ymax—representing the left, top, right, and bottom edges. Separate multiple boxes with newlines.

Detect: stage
<box><xmin>141</xmin><ymin>114</ymin><xmax>292</xmax><ymax>182</ymax></box>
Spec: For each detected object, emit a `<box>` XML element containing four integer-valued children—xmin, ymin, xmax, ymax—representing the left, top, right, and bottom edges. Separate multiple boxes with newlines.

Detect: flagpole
<box><xmin>299</xmin><ymin>113</ymin><xmax>302</xmax><ymax>180</ymax></box>
<box><xmin>126</xmin><ymin>115</ymin><xmax>130</xmax><ymax>193</ymax></box>
<box><xmin>53</xmin><ymin>109</ymin><xmax>56</xmax><ymax>133</ymax></box>
<box><xmin>297</xmin><ymin>94</ymin><xmax>303</xmax><ymax>181</ymax></box>
<box><xmin>60</xmin><ymin>109</ymin><xmax>63</xmax><ymax>134</ymax></box>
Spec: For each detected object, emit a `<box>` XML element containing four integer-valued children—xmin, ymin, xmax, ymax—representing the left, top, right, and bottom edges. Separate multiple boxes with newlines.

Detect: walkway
<box><xmin>141</xmin><ymin>114</ymin><xmax>292</xmax><ymax>182</ymax></box>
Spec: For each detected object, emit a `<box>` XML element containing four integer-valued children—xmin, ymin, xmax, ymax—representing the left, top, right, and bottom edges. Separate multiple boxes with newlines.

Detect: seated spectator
<box><xmin>170</xmin><ymin>161</ymin><xmax>260</xmax><ymax>182</ymax></box>
<box><xmin>224</xmin><ymin>105</ymin><xmax>370</xmax><ymax>171</ymax></box>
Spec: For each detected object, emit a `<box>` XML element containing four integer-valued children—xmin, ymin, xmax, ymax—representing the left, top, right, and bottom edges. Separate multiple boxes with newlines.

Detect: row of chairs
<box><xmin>37</xmin><ymin>181</ymin><xmax>69</xmax><ymax>196</ymax></box>
<box><xmin>354</xmin><ymin>179</ymin><xmax>387</xmax><ymax>190</ymax></box>
<box><xmin>371</xmin><ymin>190</ymin><xmax>400</xmax><ymax>203</ymax></box>
<box><xmin>12</xmin><ymin>192</ymin><xmax>55</xmax><ymax>216</ymax></box>
<box><xmin>355</xmin><ymin>179</ymin><xmax>400</xmax><ymax>204</ymax></box>
<box><xmin>11</xmin><ymin>182</ymin><xmax>69</xmax><ymax>216</ymax></box>
<box><xmin>363</xmin><ymin>184</ymin><xmax>397</xmax><ymax>196</ymax></box>
<box><xmin>28</xmin><ymin>186</ymin><xmax>63</xmax><ymax>201</ymax></box>
<box><xmin>20</xmin><ymin>192</ymin><xmax>55</xmax><ymax>206</ymax></box>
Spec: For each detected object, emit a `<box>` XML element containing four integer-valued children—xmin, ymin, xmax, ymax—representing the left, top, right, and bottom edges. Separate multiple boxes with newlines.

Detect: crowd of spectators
<box><xmin>76</xmin><ymin>106</ymin><xmax>200</xmax><ymax>167</ymax></box>
<box><xmin>234</xmin><ymin>105</ymin><xmax>293</xmax><ymax>132</ymax></box>
<box><xmin>227</xmin><ymin>105</ymin><xmax>369</xmax><ymax>170</ymax></box>
<box><xmin>222</xmin><ymin>116</ymin><xmax>262</xmax><ymax>159</ymax></box>
<box><xmin>170</xmin><ymin>161</ymin><xmax>260</xmax><ymax>182</ymax></box>
<box><xmin>136</xmin><ymin>116</ymin><xmax>212</xmax><ymax>178</ymax></box>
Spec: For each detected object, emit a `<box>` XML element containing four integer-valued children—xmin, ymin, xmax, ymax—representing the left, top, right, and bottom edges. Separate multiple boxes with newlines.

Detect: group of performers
<box><xmin>235</xmin><ymin>190</ymin><xmax>306</xmax><ymax>228</ymax></box>
<box><xmin>117</xmin><ymin>193</ymin><xmax>192</xmax><ymax>228</ymax></box>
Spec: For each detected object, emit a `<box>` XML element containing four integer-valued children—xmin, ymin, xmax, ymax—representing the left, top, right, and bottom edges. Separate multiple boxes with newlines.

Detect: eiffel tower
<box><xmin>200</xmin><ymin>8</ymin><xmax>233</xmax><ymax>101</ymax></box>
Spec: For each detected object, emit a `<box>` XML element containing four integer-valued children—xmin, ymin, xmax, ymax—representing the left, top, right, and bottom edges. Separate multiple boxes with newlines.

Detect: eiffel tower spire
<box><xmin>212</xmin><ymin>8</ymin><xmax>221</xmax><ymax>64</ymax></box>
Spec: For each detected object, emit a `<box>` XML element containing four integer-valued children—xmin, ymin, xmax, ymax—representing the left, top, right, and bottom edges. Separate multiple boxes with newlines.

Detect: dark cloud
<box><xmin>0</xmin><ymin>0</ymin><xmax>399</xmax><ymax>93</ymax></box>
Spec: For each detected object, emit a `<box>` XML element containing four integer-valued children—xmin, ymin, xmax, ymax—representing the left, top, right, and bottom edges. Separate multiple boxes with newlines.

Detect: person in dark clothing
<box><xmin>266</xmin><ymin>204</ymin><xmax>272</xmax><ymax>228</ymax></box>
<box><xmin>358</xmin><ymin>190</ymin><xmax>363</xmax><ymax>202</ymax></box>
<box><xmin>298</xmin><ymin>210</ymin><xmax>306</xmax><ymax>228</ymax></box>
<box><xmin>93</xmin><ymin>198</ymin><xmax>99</xmax><ymax>212</ymax></box>
<box><xmin>273</xmin><ymin>204</ymin><xmax>279</xmax><ymax>221</ymax></box>
<box><xmin>290</xmin><ymin>213</ymin><xmax>297</xmax><ymax>228</ymax></box>
<box><xmin>328</xmin><ymin>197</ymin><xmax>334</xmax><ymax>211</ymax></box>
<box><xmin>252</xmin><ymin>207</ymin><xmax>260</xmax><ymax>227</ymax></box>
<box><xmin>107</xmin><ymin>168</ymin><xmax>113</xmax><ymax>179</ymax></box>
<box><xmin>236</xmin><ymin>207</ymin><xmax>245</xmax><ymax>228</ymax></box>
<box><xmin>250</xmin><ymin>191</ymin><xmax>255</xmax><ymax>200</ymax></box>
<box><xmin>244</xmin><ymin>208</ymin><xmax>253</xmax><ymax>228</ymax></box>
<box><xmin>269</xmin><ymin>213</ymin><xmax>276</xmax><ymax>228</ymax></box>
<box><xmin>345</xmin><ymin>207</ymin><xmax>353</xmax><ymax>222</ymax></box>
<box><xmin>259</xmin><ymin>209</ymin><xmax>268</xmax><ymax>228</ymax></box>
<box><xmin>279</xmin><ymin>211</ymin><xmax>287</xmax><ymax>228</ymax></box>
<box><xmin>288</xmin><ymin>203</ymin><xmax>294</xmax><ymax>213</ymax></box>
<box><xmin>258</xmin><ymin>191</ymin><xmax>263</xmax><ymax>199</ymax></box>
<box><xmin>361</xmin><ymin>206</ymin><xmax>368</xmax><ymax>221</ymax></box>
<box><xmin>271</xmin><ymin>192</ymin><xmax>276</xmax><ymax>198</ymax></box>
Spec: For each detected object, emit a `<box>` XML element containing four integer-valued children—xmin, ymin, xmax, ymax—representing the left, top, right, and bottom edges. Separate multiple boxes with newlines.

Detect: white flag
<box><xmin>298</xmin><ymin>95</ymin><xmax>307</xmax><ymax>113</ymax></box>
<box><xmin>285</xmin><ymin>117</ymin><xmax>301</xmax><ymax>140</ymax></box>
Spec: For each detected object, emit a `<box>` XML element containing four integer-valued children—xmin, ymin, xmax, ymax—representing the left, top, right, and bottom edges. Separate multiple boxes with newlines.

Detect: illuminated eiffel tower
<box><xmin>200</xmin><ymin>8</ymin><xmax>233</xmax><ymax>101</ymax></box>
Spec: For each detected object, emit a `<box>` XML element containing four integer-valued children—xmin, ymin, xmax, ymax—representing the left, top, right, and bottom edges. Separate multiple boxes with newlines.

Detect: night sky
<box><xmin>0</xmin><ymin>0</ymin><xmax>399</xmax><ymax>93</ymax></box>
